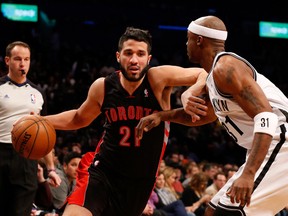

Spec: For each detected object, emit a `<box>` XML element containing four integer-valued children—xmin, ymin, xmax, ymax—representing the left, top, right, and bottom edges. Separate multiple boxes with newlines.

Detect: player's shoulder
<box><xmin>92</xmin><ymin>77</ymin><xmax>105</xmax><ymax>86</ymax></box>
<box><xmin>148</xmin><ymin>65</ymin><xmax>180</xmax><ymax>73</ymax></box>
<box><xmin>88</xmin><ymin>77</ymin><xmax>105</xmax><ymax>101</ymax></box>
<box><xmin>216</xmin><ymin>54</ymin><xmax>237</xmax><ymax>66</ymax></box>
<box><xmin>214</xmin><ymin>55</ymin><xmax>239</xmax><ymax>75</ymax></box>
<box><xmin>147</xmin><ymin>65</ymin><xmax>183</xmax><ymax>80</ymax></box>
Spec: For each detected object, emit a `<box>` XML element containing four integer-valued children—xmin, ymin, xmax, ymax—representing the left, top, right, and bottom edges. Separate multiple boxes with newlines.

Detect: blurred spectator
<box><xmin>181</xmin><ymin>172</ymin><xmax>211</xmax><ymax>216</ymax></box>
<box><xmin>162</xmin><ymin>166</ymin><xmax>181</xmax><ymax>200</ymax></box>
<box><xmin>142</xmin><ymin>190</ymin><xmax>167</xmax><ymax>216</ymax></box>
<box><xmin>226</xmin><ymin>168</ymin><xmax>238</xmax><ymax>180</ymax></box>
<box><xmin>204</xmin><ymin>171</ymin><xmax>227</xmax><ymax>197</ymax></box>
<box><xmin>32</xmin><ymin>163</ymin><xmax>61</xmax><ymax>216</ymax></box>
<box><xmin>159</xmin><ymin>159</ymin><xmax>167</xmax><ymax>173</ymax></box>
<box><xmin>222</xmin><ymin>163</ymin><xmax>239</xmax><ymax>180</ymax></box>
<box><xmin>50</xmin><ymin>152</ymin><xmax>82</xmax><ymax>213</ymax></box>
<box><xmin>142</xmin><ymin>204</ymin><xmax>156</xmax><ymax>216</ymax></box>
<box><xmin>172</xmin><ymin>166</ymin><xmax>185</xmax><ymax>196</ymax></box>
<box><xmin>50</xmin><ymin>148</ymin><xmax>61</xmax><ymax>170</ymax></box>
<box><xmin>166</xmin><ymin>152</ymin><xmax>181</xmax><ymax>167</ymax></box>
<box><xmin>201</xmin><ymin>163</ymin><xmax>218</xmax><ymax>186</ymax></box>
<box><xmin>34</xmin><ymin>163</ymin><xmax>53</xmax><ymax>210</ymax></box>
<box><xmin>182</xmin><ymin>162</ymin><xmax>200</xmax><ymax>188</ymax></box>
<box><xmin>154</xmin><ymin>172</ymin><xmax>194</xmax><ymax>216</ymax></box>
<box><xmin>57</xmin><ymin>143</ymin><xmax>70</xmax><ymax>165</ymax></box>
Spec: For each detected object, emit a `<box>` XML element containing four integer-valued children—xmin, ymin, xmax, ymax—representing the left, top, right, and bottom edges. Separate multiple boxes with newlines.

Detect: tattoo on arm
<box><xmin>240</xmin><ymin>86</ymin><xmax>263</xmax><ymax>112</ymax></box>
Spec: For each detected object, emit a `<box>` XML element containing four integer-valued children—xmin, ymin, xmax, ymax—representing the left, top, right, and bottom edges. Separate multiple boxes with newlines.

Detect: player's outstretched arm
<box><xmin>45</xmin><ymin>78</ymin><xmax>104</xmax><ymax>130</ymax></box>
<box><xmin>136</xmin><ymin>106</ymin><xmax>217</xmax><ymax>140</ymax></box>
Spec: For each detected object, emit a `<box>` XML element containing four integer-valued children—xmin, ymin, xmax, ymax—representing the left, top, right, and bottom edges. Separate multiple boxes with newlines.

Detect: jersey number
<box><xmin>221</xmin><ymin>116</ymin><xmax>243</xmax><ymax>142</ymax></box>
<box><xmin>119</xmin><ymin>126</ymin><xmax>140</xmax><ymax>147</ymax></box>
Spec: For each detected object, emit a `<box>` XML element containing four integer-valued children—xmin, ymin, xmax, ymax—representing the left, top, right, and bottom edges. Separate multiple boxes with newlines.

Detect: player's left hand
<box><xmin>136</xmin><ymin>113</ymin><xmax>161</xmax><ymax>140</ymax></box>
<box><xmin>47</xmin><ymin>170</ymin><xmax>61</xmax><ymax>187</ymax></box>
<box><xmin>226</xmin><ymin>175</ymin><xmax>253</xmax><ymax>207</ymax></box>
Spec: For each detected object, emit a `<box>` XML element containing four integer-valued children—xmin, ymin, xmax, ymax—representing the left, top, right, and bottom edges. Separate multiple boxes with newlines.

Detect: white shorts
<box><xmin>210</xmin><ymin>128</ymin><xmax>288</xmax><ymax>216</ymax></box>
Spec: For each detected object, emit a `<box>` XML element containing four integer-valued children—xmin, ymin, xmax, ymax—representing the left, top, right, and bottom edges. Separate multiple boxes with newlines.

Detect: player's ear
<box><xmin>116</xmin><ymin>52</ymin><xmax>120</xmax><ymax>63</ymax></box>
<box><xmin>148</xmin><ymin>55</ymin><xmax>152</xmax><ymax>65</ymax></box>
<box><xmin>197</xmin><ymin>36</ymin><xmax>204</xmax><ymax>45</ymax></box>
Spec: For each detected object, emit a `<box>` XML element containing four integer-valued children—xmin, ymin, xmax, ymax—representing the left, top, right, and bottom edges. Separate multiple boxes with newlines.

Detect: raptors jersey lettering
<box><xmin>67</xmin><ymin>70</ymin><xmax>170</xmax><ymax>216</ymax></box>
<box><xmin>96</xmin><ymin>70</ymin><xmax>169</xmax><ymax>179</ymax></box>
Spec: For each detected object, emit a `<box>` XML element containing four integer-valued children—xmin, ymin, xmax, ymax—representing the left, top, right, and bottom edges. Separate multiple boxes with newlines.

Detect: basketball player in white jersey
<box><xmin>136</xmin><ymin>15</ymin><xmax>288</xmax><ymax>216</ymax></box>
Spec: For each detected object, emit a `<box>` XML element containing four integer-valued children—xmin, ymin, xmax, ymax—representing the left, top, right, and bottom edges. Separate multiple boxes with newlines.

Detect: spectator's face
<box><xmin>166</xmin><ymin>171</ymin><xmax>177</xmax><ymax>186</ymax></box>
<box><xmin>227</xmin><ymin>170</ymin><xmax>236</xmax><ymax>180</ymax></box>
<box><xmin>159</xmin><ymin>160</ymin><xmax>166</xmax><ymax>172</ymax></box>
<box><xmin>191</xmin><ymin>166</ymin><xmax>200</xmax><ymax>175</ymax></box>
<box><xmin>155</xmin><ymin>174</ymin><xmax>165</xmax><ymax>189</ymax></box>
<box><xmin>171</xmin><ymin>153</ymin><xmax>179</xmax><ymax>163</ymax></box>
<box><xmin>64</xmin><ymin>157</ymin><xmax>81</xmax><ymax>180</ymax></box>
<box><xmin>174</xmin><ymin>168</ymin><xmax>182</xmax><ymax>180</ymax></box>
<box><xmin>206</xmin><ymin>167</ymin><xmax>217</xmax><ymax>179</ymax></box>
<box><xmin>215</xmin><ymin>174</ymin><xmax>227</xmax><ymax>190</ymax></box>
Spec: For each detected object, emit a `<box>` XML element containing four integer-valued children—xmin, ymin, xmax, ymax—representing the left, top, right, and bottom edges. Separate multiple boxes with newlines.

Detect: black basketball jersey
<box><xmin>96</xmin><ymin>71</ymin><xmax>170</xmax><ymax>179</ymax></box>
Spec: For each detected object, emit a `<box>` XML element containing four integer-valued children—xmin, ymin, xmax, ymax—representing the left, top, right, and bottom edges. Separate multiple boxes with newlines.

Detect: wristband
<box><xmin>253</xmin><ymin>112</ymin><xmax>278</xmax><ymax>137</ymax></box>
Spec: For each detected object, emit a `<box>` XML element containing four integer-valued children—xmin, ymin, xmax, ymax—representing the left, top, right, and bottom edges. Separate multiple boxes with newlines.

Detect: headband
<box><xmin>188</xmin><ymin>21</ymin><xmax>227</xmax><ymax>41</ymax></box>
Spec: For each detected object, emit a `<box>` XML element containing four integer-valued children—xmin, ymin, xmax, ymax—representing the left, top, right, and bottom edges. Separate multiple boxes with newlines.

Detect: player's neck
<box><xmin>120</xmin><ymin>74</ymin><xmax>144</xmax><ymax>95</ymax></box>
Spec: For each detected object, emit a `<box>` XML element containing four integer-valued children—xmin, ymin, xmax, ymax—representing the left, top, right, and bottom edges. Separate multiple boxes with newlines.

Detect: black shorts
<box><xmin>0</xmin><ymin>143</ymin><xmax>38</xmax><ymax>216</ymax></box>
<box><xmin>68</xmin><ymin>159</ymin><xmax>156</xmax><ymax>216</ymax></box>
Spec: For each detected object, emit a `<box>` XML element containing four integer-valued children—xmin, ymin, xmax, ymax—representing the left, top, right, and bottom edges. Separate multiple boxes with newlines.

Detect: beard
<box><xmin>119</xmin><ymin>64</ymin><xmax>150</xmax><ymax>82</ymax></box>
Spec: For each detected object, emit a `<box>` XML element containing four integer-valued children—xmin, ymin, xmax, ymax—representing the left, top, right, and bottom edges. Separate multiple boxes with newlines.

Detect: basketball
<box><xmin>11</xmin><ymin>115</ymin><xmax>56</xmax><ymax>160</ymax></box>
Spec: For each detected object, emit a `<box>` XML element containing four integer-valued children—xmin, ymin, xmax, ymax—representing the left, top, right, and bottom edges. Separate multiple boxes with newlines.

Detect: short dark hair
<box><xmin>214</xmin><ymin>171</ymin><xmax>226</xmax><ymax>180</ymax></box>
<box><xmin>6</xmin><ymin>41</ymin><xmax>31</xmax><ymax>57</ymax></box>
<box><xmin>118</xmin><ymin>27</ymin><xmax>152</xmax><ymax>54</ymax></box>
<box><xmin>63</xmin><ymin>152</ymin><xmax>82</xmax><ymax>165</ymax></box>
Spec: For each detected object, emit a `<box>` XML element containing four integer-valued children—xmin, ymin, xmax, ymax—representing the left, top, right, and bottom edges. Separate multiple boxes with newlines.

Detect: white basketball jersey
<box><xmin>206</xmin><ymin>52</ymin><xmax>288</xmax><ymax>149</ymax></box>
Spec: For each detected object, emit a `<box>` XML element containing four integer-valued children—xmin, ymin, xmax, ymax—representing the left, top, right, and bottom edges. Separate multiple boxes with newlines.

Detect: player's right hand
<box><xmin>136</xmin><ymin>113</ymin><xmax>161</xmax><ymax>140</ymax></box>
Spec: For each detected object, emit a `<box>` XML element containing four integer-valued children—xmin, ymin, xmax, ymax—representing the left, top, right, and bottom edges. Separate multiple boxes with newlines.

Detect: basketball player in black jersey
<box><xmin>45</xmin><ymin>27</ymin><xmax>207</xmax><ymax>216</ymax></box>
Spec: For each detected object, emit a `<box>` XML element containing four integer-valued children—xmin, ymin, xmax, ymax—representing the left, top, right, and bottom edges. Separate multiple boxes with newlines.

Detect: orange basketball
<box><xmin>11</xmin><ymin>115</ymin><xmax>56</xmax><ymax>160</ymax></box>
